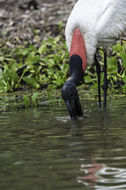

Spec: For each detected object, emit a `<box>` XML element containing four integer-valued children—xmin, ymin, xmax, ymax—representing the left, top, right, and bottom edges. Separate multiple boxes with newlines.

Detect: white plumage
<box><xmin>65</xmin><ymin>0</ymin><xmax>126</xmax><ymax>65</ymax></box>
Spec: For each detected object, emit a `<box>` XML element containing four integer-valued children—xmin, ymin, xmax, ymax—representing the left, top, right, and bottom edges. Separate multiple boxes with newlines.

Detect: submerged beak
<box><xmin>62</xmin><ymin>83</ymin><xmax>83</xmax><ymax>119</ymax></box>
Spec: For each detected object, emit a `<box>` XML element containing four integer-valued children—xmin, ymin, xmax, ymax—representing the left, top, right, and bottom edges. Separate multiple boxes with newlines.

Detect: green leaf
<box><xmin>85</xmin><ymin>75</ymin><xmax>92</xmax><ymax>83</ymax></box>
<box><xmin>38</xmin><ymin>44</ymin><xmax>47</xmax><ymax>54</ymax></box>
<box><xmin>20</xmin><ymin>48</ymin><xmax>30</xmax><ymax>56</ymax></box>
<box><xmin>32</xmin><ymin>92</ymin><xmax>38</xmax><ymax>106</ymax></box>
<box><xmin>123</xmin><ymin>76</ymin><xmax>126</xmax><ymax>83</ymax></box>
<box><xmin>0</xmin><ymin>56</ymin><xmax>4</xmax><ymax>62</ymax></box>
<box><xmin>23</xmin><ymin>95</ymin><xmax>30</xmax><ymax>107</ymax></box>
<box><xmin>0</xmin><ymin>69</ymin><xmax>3</xmax><ymax>79</ymax></box>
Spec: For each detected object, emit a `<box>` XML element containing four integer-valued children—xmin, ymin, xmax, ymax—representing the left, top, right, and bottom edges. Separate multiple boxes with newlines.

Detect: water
<box><xmin>0</xmin><ymin>96</ymin><xmax>126</xmax><ymax>190</ymax></box>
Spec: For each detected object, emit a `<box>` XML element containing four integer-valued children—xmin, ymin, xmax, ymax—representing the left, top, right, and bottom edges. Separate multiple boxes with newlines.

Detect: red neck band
<box><xmin>70</xmin><ymin>28</ymin><xmax>87</xmax><ymax>72</ymax></box>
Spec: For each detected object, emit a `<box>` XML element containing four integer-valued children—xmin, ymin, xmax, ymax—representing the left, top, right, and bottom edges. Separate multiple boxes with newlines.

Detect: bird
<box><xmin>19</xmin><ymin>0</ymin><xmax>38</xmax><ymax>10</ymax></box>
<box><xmin>61</xmin><ymin>0</ymin><xmax>126</xmax><ymax>119</ymax></box>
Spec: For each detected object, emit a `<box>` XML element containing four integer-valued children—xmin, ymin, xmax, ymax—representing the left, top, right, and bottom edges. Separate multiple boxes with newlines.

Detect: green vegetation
<box><xmin>84</xmin><ymin>41</ymin><xmax>126</xmax><ymax>94</ymax></box>
<box><xmin>0</xmin><ymin>35</ymin><xmax>126</xmax><ymax>109</ymax></box>
<box><xmin>0</xmin><ymin>36</ymin><xmax>69</xmax><ymax>92</ymax></box>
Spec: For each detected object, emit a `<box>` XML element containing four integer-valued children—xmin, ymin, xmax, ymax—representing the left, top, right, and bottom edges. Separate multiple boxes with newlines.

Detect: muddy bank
<box><xmin>0</xmin><ymin>0</ymin><xmax>76</xmax><ymax>46</ymax></box>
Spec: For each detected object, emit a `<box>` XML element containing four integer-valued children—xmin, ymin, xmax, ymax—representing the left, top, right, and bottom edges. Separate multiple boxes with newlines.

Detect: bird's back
<box><xmin>65</xmin><ymin>0</ymin><xmax>126</xmax><ymax>65</ymax></box>
<box><xmin>96</xmin><ymin>0</ymin><xmax>126</xmax><ymax>42</ymax></box>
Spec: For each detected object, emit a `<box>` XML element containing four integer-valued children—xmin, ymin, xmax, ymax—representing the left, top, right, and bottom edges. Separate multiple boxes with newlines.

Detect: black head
<box><xmin>62</xmin><ymin>80</ymin><xmax>83</xmax><ymax>119</ymax></box>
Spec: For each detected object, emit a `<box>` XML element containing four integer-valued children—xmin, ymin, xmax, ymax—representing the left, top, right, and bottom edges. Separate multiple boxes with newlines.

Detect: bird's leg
<box><xmin>94</xmin><ymin>53</ymin><xmax>101</xmax><ymax>107</ymax></box>
<box><xmin>103</xmin><ymin>48</ymin><xmax>108</xmax><ymax>109</ymax></box>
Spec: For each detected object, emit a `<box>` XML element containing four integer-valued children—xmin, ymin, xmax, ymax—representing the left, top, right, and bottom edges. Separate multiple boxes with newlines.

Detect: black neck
<box><xmin>69</xmin><ymin>54</ymin><xmax>84</xmax><ymax>86</ymax></box>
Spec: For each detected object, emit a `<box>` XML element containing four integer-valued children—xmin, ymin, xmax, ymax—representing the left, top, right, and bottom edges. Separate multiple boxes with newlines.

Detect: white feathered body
<box><xmin>65</xmin><ymin>0</ymin><xmax>126</xmax><ymax>65</ymax></box>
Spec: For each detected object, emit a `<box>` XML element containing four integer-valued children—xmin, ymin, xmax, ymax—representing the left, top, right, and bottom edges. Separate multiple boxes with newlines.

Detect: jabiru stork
<box><xmin>62</xmin><ymin>0</ymin><xmax>126</xmax><ymax>119</ymax></box>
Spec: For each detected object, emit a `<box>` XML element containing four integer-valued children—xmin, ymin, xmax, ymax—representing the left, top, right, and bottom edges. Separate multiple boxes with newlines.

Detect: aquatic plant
<box><xmin>0</xmin><ymin>36</ymin><xmax>126</xmax><ymax>94</ymax></box>
<box><xmin>0</xmin><ymin>36</ymin><xmax>69</xmax><ymax>92</ymax></box>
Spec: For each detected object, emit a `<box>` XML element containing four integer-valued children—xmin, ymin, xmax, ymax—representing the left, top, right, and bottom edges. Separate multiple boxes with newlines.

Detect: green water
<box><xmin>0</xmin><ymin>96</ymin><xmax>126</xmax><ymax>190</ymax></box>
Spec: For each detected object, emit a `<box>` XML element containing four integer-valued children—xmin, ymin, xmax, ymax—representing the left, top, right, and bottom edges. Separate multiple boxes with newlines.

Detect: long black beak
<box><xmin>62</xmin><ymin>82</ymin><xmax>83</xmax><ymax>119</ymax></box>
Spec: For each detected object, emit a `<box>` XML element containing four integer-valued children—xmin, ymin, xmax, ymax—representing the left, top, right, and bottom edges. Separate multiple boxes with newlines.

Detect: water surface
<box><xmin>0</xmin><ymin>96</ymin><xmax>126</xmax><ymax>190</ymax></box>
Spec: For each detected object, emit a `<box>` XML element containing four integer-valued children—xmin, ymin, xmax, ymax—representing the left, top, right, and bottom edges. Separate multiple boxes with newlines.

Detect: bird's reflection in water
<box><xmin>77</xmin><ymin>163</ymin><xmax>126</xmax><ymax>189</ymax></box>
<box><xmin>68</xmin><ymin>113</ymin><xmax>126</xmax><ymax>190</ymax></box>
<box><xmin>77</xmin><ymin>161</ymin><xmax>104</xmax><ymax>187</ymax></box>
